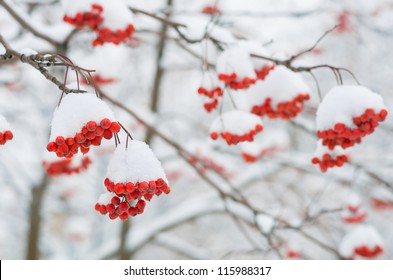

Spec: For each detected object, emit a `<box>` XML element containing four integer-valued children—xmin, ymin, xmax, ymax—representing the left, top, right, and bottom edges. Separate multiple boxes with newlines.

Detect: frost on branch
<box><xmin>95</xmin><ymin>141</ymin><xmax>170</xmax><ymax>221</ymax></box>
<box><xmin>197</xmin><ymin>70</ymin><xmax>223</xmax><ymax>112</ymax></box>
<box><xmin>339</xmin><ymin>225</ymin><xmax>384</xmax><ymax>259</ymax></box>
<box><xmin>311</xmin><ymin>140</ymin><xmax>350</xmax><ymax>172</ymax></box>
<box><xmin>0</xmin><ymin>114</ymin><xmax>13</xmax><ymax>145</ymax></box>
<box><xmin>43</xmin><ymin>152</ymin><xmax>92</xmax><ymax>176</ymax></box>
<box><xmin>62</xmin><ymin>0</ymin><xmax>134</xmax><ymax>46</ymax></box>
<box><xmin>47</xmin><ymin>92</ymin><xmax>120</xmax><ymax>158</ymax></box>
<box><xmin>247</xmin><ymin>66</ymin><xmax>310</xmax><ymax>119</ymax></box>
<box><xmin>240</xmin><ymin>128</ymin><xmax>289</xmax><ymax>163</ymax></box>
<box><xmin>210</xmin><ymin>111</ymin><xmax>263</xmax><ymax>145</ymax></box>
<box><xmin>216</xmin><ymin>47</ymin><xmax>257</xmax><ymax>90</ymax></box>
<box><xmin>316</xmin><ymin>85</ymin><xmax>388</xmax><ymax>150</ymax></box>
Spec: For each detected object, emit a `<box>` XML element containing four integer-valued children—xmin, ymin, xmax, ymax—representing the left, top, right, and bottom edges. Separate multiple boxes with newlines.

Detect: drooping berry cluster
<box><xmin>43</xmin><ymin>156</ymin><xmax>92</xmax><ymax>176</ymax></box>
<box><xmin>312</xmin><ymin>153</ymin><xmax>349</xmax><ymax>172</ymax></box>
<box><xmin>201</xmin><ymin>5</ymin><xmax>221</xmax><ymax>15</ymax></box>
<box><xmin>218</xmin><ymin>73</ymin><xmax>256</xmax><ymax>90</ymax></box>
<box><xmin>63</xmin><ymin>3</ymin><xmax>103</xmax><ymax>29</ymax></box>
<box><xmin>92</xmin><ymin>24</ymin><xmax>135</xmax><ymax>46</ymax></box>
<box><xmin>342</xmin><ymin>204</ymin><xmax>367</xmax><ymax>224</ymax></box>
<box><xmin>251</xmin><ymin>93</ymin><xmax>310</xmax><ymax>119</ymax></box>
<box><xmin>210</xmin><ymin>124</ymin><xmax>263</xmax><ymax>145</ymax></box>
<box><xmin>0</xmin><ymin>130</ymin><xmax>13</xmax><ymax>145</ymax></box>
<box><xmin>354</xmin><ymin>245</ymin><xmax>383</xmax><ymax>258</ymax></box>
<box><xmin>255</xmin><ymin>64</ymin><xmax>275</xmax><ymax>80</ymax></box>
<box><xmin>197</xmin><ymin>86</ymin><xmax>222</xmax><ymax>112</ymax></box>
<box><xmin>241</xmin><ymin>147</ymin><xmax>283</xmax><ymax>163</ymax></box>
<box><xmin>47</xmin><ymin>118</ymin><xmax>120</xmax><ymax>158</ymax></box>
<box><xmin>95</xmin><ymin>177</ymin><xmax>170</xmax><ymax>220</ymax></box>
<box><xmin>317</xmin><ymin>108</ymin><xmax>388</xmax><ymax>150</ymax></box>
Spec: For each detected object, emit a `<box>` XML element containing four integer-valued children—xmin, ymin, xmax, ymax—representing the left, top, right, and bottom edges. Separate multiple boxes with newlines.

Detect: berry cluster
<box><xmin>255</xmin><ymin>65</ymin><xmax>275</xmax><ymax>80</ymax></box>
<box><xmin>218</xmin><ymin>73</ymin><xmax>256</xmax><ymax>90</ymax></box>
<box><xmin>189</xmin><ymin>155</ymin><xmax>230</xmax><ymax>178</ymax></box>
<box><xmin>202</xmin><ymin>5</ymin><xmax>221</xmax><ymax>15</ymax></box>
<box><xmin>311</xmin><ymin>153</ymin><xmax>349</xmax><ymax>172</ymax></box>
<box><xmin>63</xmin><ymin>4</ymin><xmax>103</xmax><ymax>29</ymax></box>
<box><xmin>210</xmin><ymin>124</ymin><xmax>263</xmax><ymax>145</ymax></box>
<box><xmin>47</xmin><ymin>118</ymin><xmax>120</xmax><ymax>158</ymax></box>
<box><xmin>95</xmin><ymin>177</ymin><xmax>170</xmax><ymax>220</ymax></box>
<box><xmin>82</xmin><ymin>74</ymin><xmax>117</xmax><ymax>86</ymax></box>
<box><xmin>342</xmin><ymin>205</ymin><xmax>367</xmax><ymax>224</ymax></box>
<box><xmin>286</xmin><ymin>250</ymin><xmax>301</xmax><ymax>259</ymax></box>
<box><xmin>354</xmin><ymin>245</ymin><xmax>383</xmax><ymax>258</ymax></box>
<box><xmin>241</xmin><ymin>147</ymin><xmax>281</xmax><ymax>163</ymax></box>
<box><xmin>251</xmin><ymin>93</ymin><xmax>310</xmax><ymax>119</ymax></box>
<box><xmin>43</xmin><ymin>156</ymin><xmax>92</xmax><ymax>176</ymax></box>
<box><xmin>93</xmin><ymin>24</ymin><xmax>135</xmax><ymax>46</ymax></box>
<box><xmin>0</xmin><ymin>130</ymin><xmax>13</xmax><ymax>145</ymax></box>
<box><xmin>371</xmin><ymin>198</ymin><xmax>393</xmax><ymax>210</ymax></box>
<box><xmin>317</xmin><ymin>108</ymin><xmax>388</xmax><ymax>150</ymax></box>
<box><xmin>197</xmin><ymin>86</ymin><xmax>222</xmax><ymax>112</ymax></box>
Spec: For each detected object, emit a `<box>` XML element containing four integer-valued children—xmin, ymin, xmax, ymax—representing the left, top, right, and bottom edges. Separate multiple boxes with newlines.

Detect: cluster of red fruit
<box><xmin>354</xmin><ymin>245</ymin><xmax>383</xmax><ymax>258</ymax></box>
<box><xmin>47</xmin><ymin>118</ymin><xmax>120</xmax><ymax>158</ymax></box>
<box><xmin>241</xmin><ymin>147</ymin><xmax>282</xmax><ymax>163</ymax></box>
<box><xmin>311</xmin><ymin>153</ymin><xmax>349</xmax><ymax>172</ymax></box>
<box><xmin>197</xmin><ymin>86</ymin><xmax>223</xmax><ymax>112</ymax></box>
<box><xmin>251</xmin><ymin>93</ymin><xmax>310</xmax><ymax>119</ymax></box>
<box><xmin>95</xmin><ymin>177</ymin><xmax>170</xmax><ymax>220</ymax></box>
<box><xmin>92</xmin><ymin>24</ymin><xmax>135</xmax><ymax>46</ymax></box>
<box><xmin>218</xmin><ymin>73</ymin><xmax>256</xmax><ymax>90</ymax></box>
<box><xmin>82</xmin><ymin>74</ymin><xmax>117</xmax><ymax>86</ymax></box>
<box><xmin>371</xmin><ymin>198</ymin><xmax>393</xmax><ymax>210</ymax></box>
<box><xmin>342</xmin><ymin>205</ymin><xmax>367</xmax><ymax>224</ymax></box>
<box><xmin>43</xmin><ymin>156</ymin><xmax>92</xmax><ymax>176</ymax></box>
<box><xmin>210</xmin><ymin>124</ymin><xmax>263</xmax><ymax>145</ymax></box>
<box><xmin>255</xmin><ymin>65</ymin><xmax>275</xmax><ymax>80</ymax></box>
<box><xmin>201</xmin><ymin>5</ymin><xmax>221</xmax><ymax>15</ymax></box>
<box><xmin>63</xmin><ymin>4</ymin><xmax>103</xmax><ymax>29</ymax></box>
<box><xmin>317</xmin><ymin>108</ymin><xmax>388</xmax><ymax>150</ymax></box>
<box><xmin>63</xmin><ymin>3</ymin><xmax>134</xmax><ymax>46</ymax></box>
<box><xmin>0</xmin><ymin>130</ymin><xmax>13</xmax><ymax>145</ymax></box>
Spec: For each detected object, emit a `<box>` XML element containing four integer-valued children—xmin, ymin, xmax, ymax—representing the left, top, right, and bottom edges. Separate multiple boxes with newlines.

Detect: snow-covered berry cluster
<box><xmin>95</xmin><ymin>141</ymin><xmax>170</xmax><ymax>220</ymax></box>
<box><xmin>43</xmin><ymin>154</ymin><xmax>92</xmax><ymax>176</ymax></box>
<box><xmin>370</xmin><ymin>188</ymin><xmax>393</xmax><ymax>211</ymax></box>
<box><xmin>62</xmin><ymin>0</ymin><xmax>134</xmax><ymax>46</ymax></box>
<box><xmin>339</xmin><ymin>225</ymin><xmax>384</xmax><ymax>259</ymax></box>
<box><xmin>311</xmin><ymin>141</ymin><xmax>349</xmax><ymax>172</ymax></box>
<box><xmin>247</xmin><ymin>66</ymin><xmax>311</xmax><ymax>119</ymax></box>
<box><xmin>316</xmin><ymin>86</ymin><xmax>388</xmax><ymax>150</ymax></box>
<box><xmin>47</xmin><ymin>92</ymin><xmax>119</xmax><ymax>158</ymax></box>
<box><xmin>0</xmin><ymin>115</ymin><xmax>13</xmax><ymax>145</ymax></box>
<box><xmin>255</xmin><ymin>64</ymin><xmax>275</xmax><ymax>80</ymax></box>
<box><xmin>210</xmin><ymin>111</ymin><xmax>263</xmax><ymax>145</ymax></box>
<box><xmin>197</xmin><ymin>71</ymin><xmax>223</xmax><ymax>112</ymax></box>
<box><xmin>342</xmin><ymin>204</ymin><xmax>367</xmax><ymax>224</ymax></box>
<box><xmin>216</xmin><ymin>48</ymin><xmax>257</xmax><ymax>90</ymax></box>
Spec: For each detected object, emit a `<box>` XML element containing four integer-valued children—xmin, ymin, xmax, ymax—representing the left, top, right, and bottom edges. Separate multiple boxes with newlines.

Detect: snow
<box><xmin>200</xmin><ymin>70</ymin><xmax>221</xmax><ymax>89</ymax></box>
<box><xmin>97</xmin><ymin>192</ymin><xmax>114</xmax><ymax>205</ymax></box>
<box><xmin>339</xmin><ymin>225</ymin><xmax>384</xmax><ymax>258</ymax></box>
<box><xmin>256</xmin><ymin>214</ymin><xmax>275</xmax><ymax>234</ymax></box>
<box><xmin>210</xmin><ymin>110</ymin><xmax>263</xmax><ymax>135</ymax></box>
<box><xmin>61</xmin><ymin>0</ymin><xmax>99</xmax><ymax>16</ymax></box>
<box><xmin>216</xmin><ymin>47</ymin><xmax>256</xmax><ymax>80</ymax></box>
<box><xmin>0</xmin><ymin>115</ymin><xmax>11</xmax><ymax>131</ymax></box>
<box><xmin>106</xmin><ymin>141</ymin><xmax>168</xmax><ymax>183</ymax></box>
<box><xmin>316</xmin><ymin>86</ymin><xmax>387</xmax><ymax>131</ymax></box>
<box><xmin>101</xmin><ymin>0</ymin><xmax>134</xmax><ymax>30</ymax></box>
<box><xmin>240</xmin><ymin>128</ymin><xmax>289</xmax><ymax>157</ymax></box>
<box><xmin>49</xmin><ymin>92</ymin><xmax>116</xmax><ymax>140</ymax></box>
<box><xmin>313</xmin><ymin>140</ymin><xmax>349</xmax><ymax>158</ymax></box>
<box><xmin>246</xmin><ymin>66</ymin><xmax>310</xmax><ymax>108</ymax></box>
<box><xmin>237</xmin><ymin>40</ymin><xmax>273</xmax><ymax>69</ymax></box>
<box><xmin>19</xmin><ymin>48</ymin><xmax>38</xmax><ymax>56</ymax></box>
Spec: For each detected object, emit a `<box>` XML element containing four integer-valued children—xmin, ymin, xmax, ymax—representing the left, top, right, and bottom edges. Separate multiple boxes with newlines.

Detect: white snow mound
<box><xmin>210</xmin><ymin>111</ymin><xmax>263</xmax><ymax>135</ymax></box>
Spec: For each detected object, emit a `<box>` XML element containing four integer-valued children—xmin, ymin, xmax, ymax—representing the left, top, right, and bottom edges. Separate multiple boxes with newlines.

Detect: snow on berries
<box><xmin>0</xmin><ymin>114</ymin><xmax>13</xmax><ymax>145</ymax></box>
<box><xmin>210</xmin><ymin>111</ymin><xmax>263</xmax><ymax>145</ymax></box>
<box><xmin>316</xmin><ymin>86</ymin><xmax>388</xmax><ymax>150</ymax></box>
<box><xmin>339</xmin><ymin>225</ymin><xmax>384</xmax><ymax>259</ymax></box>
<box><xmin>95</xmin><ymin>141</ymin><xmax>170</xmax><ymax>220</ymax></box>
<box><xmin>43</xmin><ymin>152</ymin><xmax>92</xmax><ymax>176</ymax></box>
<box><xmin>197</xmin><ymin>71</ymin><xmax>223</xmax><ymax>112</ymax></box>
<box><xmin>240</xmin><ymin>128</ymin><xmax>289</xmax><ymax>163</ymax></box>
<box><xmin>247</xmin><ymin>66</ymin><xmax>311</xmax><ymax>119</ymax></box>
<box><xmin>340</xmin><ymin>195</ymin><xmax>367</xmax><ymax>224</ymax></box>
<box><xmin>47</xmin><ymin>92</ymin><xmax>120</xmax><ymax>158</ymax></box>
<box><xmin>216</xmin><ymin>47</ymin><xmax>257</xmax><ymax>90</ymax></box>
<box><xmin>311</xmin><ymin>140</ymin><xmax>349</xmax><ymax>172</ymax></box>
<box><xmin>62</xmin><ymin>0</ymin><xmax>135</xmax><ymax>46</ymax></box>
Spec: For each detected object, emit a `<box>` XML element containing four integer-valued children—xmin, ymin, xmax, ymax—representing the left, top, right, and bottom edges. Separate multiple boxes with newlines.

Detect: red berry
<box><xmin>100</xmin><ymin>118</ymin><xmax>111</xmax><ymax>129</ymax></box>
<box><xmin>109</xmin><ymin>122</ymin><xmax>121</xmax><ymax>133</ymax></box>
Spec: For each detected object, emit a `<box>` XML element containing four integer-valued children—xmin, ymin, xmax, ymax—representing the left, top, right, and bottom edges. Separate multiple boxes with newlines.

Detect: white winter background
<box><xmin>0</xmin><ymin>0</ymin><xmax>393</xmax><ymax>260</ymax></box>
